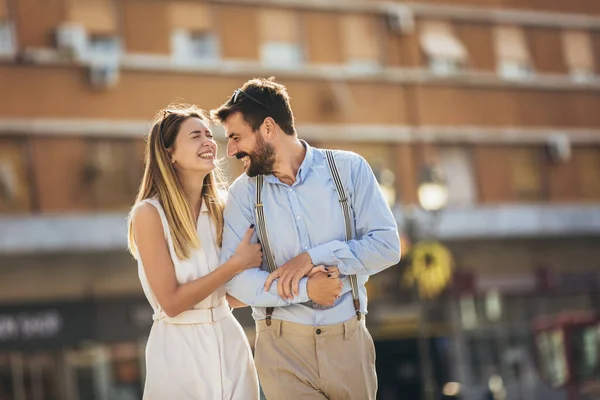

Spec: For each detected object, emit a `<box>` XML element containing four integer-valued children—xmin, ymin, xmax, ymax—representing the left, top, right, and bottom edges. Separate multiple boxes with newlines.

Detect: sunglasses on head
<box><xmin>157</xmin><ymin>110</ymin><xmax>179</xmax><ymax>147</ymax></box>
<box><xmin>230</xmin><ymin>88</ymin><xmax>271</xmax><ymax>111</ymax></box>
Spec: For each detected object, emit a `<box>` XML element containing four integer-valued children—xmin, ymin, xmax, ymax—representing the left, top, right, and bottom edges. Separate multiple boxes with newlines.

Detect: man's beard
<box><xmin>236</xmin><ymin>133</ymin><xmax>276</xmax><ymax>178</ymax></box>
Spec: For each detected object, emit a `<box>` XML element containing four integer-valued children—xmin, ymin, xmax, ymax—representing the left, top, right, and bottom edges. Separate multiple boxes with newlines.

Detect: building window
<box><xmin>562</xmin><ymin>30</ymin><xmax>595</xmax><ymax>83</ymax></box>
<box><xmin>0</xmin><ymin>14</ymin><xmax>15</xmax><ymax>57</ymax></box>
<box><xmin>494</xmin><ymin>26</ymin><xmax>534</xmax><ymax>80</ymax></box>
<box><xmin>86</xmin><ymin>139</ymin><xmax>144</xmax><ymax>210</ymax></box>
<box><xmin>260</xmin><ymin>9</ymin><xmax>302</xmax><ymax>69</ymax></box>
<box><xmin>188</xmin><ymin>33</ymin><xmax>218</xmax><ymax>61</ymax></box>
<box><xmin>0</xmin><ymin>138</ymin><xmax>30</xmax><ymax>213</ymax></box>
<box><xmin>169</xmin><ymin>3</ymin><xmax>218</xmax><ymax>65</ymax></box>
<box><xmin>341</xmin><ymin>14</ymin><xmax>381</xmax><ymax>73</ymax></box>
<box><xmin>576</xmin><ymin>147</ymin><xmax>600</xmax><ymax>201</ymax></box>
<box><xmin>420</xmin><ymin>20</ymin><xmax>468</xmax><ymax>76</ymax></box>
<box><xmin>260</xmin><ymin>41</ymin><xmax>302</xmax><ymax>68</ymax></box>
<box><xmin>536</xmin><ymin>330</ymin><xmax>569</xmax><ymax>387</ymax></box>
<box><xmin>88</xmin><ymin>35</ymin><xmax>122</xmax><ymax>65</ymax></box>
<box><xmin>171</xmin><ymin>30</ymin><xmax>218</xmax><ymax>65</ymax></box>
<box><xmin>86</xmin><ymin>36</ymin><xmax>122</xmax><ymax>89</ymax></box>
<box><xmin>439</xmin><ymin>146</ymin><xmax>477</xmax><ymax>206</ymax></box>
<box><xmin>511</xmin><ymin>147</ymin><xmax>543</xmax><ymax>201</ymax></box>
<box><xmin>316</xmin><ymin>141</ymin><xmax>395</xmax><ymax>202</ymax></box>
<box><xmin>460</xmin><ymin>295</ymin><xmax>478</xmax><ymax>330</ymax></box>
<box><xmin>57</xmin><ymin>0</ymin><xmax>121</xmax><ymax>64</ymax></box>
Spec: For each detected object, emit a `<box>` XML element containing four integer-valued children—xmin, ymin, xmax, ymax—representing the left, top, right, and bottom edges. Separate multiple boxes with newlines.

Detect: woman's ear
<box><xmin>166</xmin><ymin>147</ymin><xmax>175</xmax><ymax>163</ymax></box>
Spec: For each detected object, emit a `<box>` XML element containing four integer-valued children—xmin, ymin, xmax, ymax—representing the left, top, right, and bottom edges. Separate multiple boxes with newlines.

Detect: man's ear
<box><xmin>262</xmin><ymin>117</ymin><xmax>277</xmax><ymax>138</ymax></box>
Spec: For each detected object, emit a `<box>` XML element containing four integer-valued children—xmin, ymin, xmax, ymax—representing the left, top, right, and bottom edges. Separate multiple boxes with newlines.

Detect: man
<box><xmin>212</xmin><ymin>77</ymin><xmax>400</xmax><ymax>400</ymax></box>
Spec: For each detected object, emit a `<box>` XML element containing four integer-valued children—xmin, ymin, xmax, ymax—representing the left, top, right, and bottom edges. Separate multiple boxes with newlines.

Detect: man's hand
<box><xmin>307</xmin><ymin>273</ymin><xmax>343</xmax><ymax>307</ymax></box>
<box><xmin>263</xmin><ymin>252</ymin><xmax>314</xmax><ymax>299</ymax></box>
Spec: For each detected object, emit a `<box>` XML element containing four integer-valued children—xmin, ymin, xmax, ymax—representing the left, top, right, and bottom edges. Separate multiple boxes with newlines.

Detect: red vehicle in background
<box><xmin>533</xmin><ymin>311</ymin><xmax>600</xmax><ymax>400</ymax></box>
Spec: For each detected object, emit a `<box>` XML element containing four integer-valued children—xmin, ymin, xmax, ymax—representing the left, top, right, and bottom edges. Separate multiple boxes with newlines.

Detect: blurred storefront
<box><xmin>445</xmin><ymin>237</ymin><xmax>600</xmax><ymax>400</ymax></box>
<box><xmin>0</xmin><ymin>297</ymin><xmax>151</xmax><ymax>400</ymax></box>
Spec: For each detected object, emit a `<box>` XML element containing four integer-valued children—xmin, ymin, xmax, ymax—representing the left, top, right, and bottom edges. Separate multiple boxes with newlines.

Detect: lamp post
<box><xmin>417</xmin><ymin>164</ymin><xmax>449</xmax><ymax>215</ymax></box>
<box><xmin>416</xmin><ymin>163</ymin><xmax>449</xmax><ymax>400</ymax></box>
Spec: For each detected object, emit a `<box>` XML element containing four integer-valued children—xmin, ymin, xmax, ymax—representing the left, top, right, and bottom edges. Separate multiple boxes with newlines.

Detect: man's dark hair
<box><xmin>211</xmin><ymin>77</ymin><xmax>296</xmax><ymax>136</ymax></box>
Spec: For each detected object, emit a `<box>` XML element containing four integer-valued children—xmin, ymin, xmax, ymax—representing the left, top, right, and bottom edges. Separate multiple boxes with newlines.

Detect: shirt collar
<box><xmin>264</xmin><ymin>140</ymin><xmax>314</xmax><ymax>185</ymax></box>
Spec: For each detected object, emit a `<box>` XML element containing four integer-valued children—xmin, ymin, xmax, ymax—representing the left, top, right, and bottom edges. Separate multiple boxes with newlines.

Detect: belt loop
<box><xmin>343</xmin><ymin>319</ymin><xmax>351</xmax><ymax>341</ymax></box>
<box><xmin>276</xmin><ymin>320</ymin><xmax>282</xmax><ymax>338</ymax></box>
<box><xmin>209</xmin><ymin>308</ymin><xmax>215</xmax><ymax>324</ymax></box>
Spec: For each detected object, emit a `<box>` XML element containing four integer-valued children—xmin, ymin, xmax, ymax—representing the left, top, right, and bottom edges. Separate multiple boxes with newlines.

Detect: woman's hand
<box><xmin>230</xmin><ymin>226</ymin><xmax>263</xmax><ymax>272</ymax></box>
<box><xmin>307</xmin><ymin>265</ymin><xmax>340</xmax><ymax>279</ymax></box>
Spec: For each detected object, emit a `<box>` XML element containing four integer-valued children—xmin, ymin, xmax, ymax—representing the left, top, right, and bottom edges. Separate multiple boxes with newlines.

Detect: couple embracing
<box><xmin>127</xmin><ymin>77</ymin><xmax>400</xmax><ymax>400</ymax></box>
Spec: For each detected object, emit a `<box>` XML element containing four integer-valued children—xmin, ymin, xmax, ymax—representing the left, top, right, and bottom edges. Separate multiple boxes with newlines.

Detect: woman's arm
<box><xmin>133</xmin><ymin>203</ymin><xmax>256</xmax><ymax>317</ymax></box>
<box><xmin>226</xmin><ymin>294</ymin><xmax>247</xmax><ymax>309</ymax></box>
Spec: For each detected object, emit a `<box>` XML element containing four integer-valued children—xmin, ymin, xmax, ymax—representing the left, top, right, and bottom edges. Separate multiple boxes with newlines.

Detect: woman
<box><xmin>127</xmin><ymin>104</ymin><xmax>261</xmax><ymax>399</ymax></box>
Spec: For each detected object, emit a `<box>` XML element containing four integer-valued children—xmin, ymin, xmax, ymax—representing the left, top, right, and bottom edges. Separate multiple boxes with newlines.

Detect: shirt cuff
<box><xmin>296</xmin><ymin>278</ymin><xmax>310</xmax><ymax>303</ymax></box>
<box><xmin>307</xmin><ymin>242</ymin><xmax>338</xmax><ymax>267</ymax></box>
<box><xmin>265</xmin><ymin>277</ymin><xmax>310</xmax><ymax>304</ymax></box>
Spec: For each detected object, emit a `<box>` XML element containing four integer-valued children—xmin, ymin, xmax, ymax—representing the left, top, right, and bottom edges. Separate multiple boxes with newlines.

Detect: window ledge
<box><xmin>13</xmin><ymin>48</ymin><xmax>600</xmax><ymax>92</ymax></box>
<box><xmin>397</xmin><ymin>203</ymin><xmax>600</xmax><ymax>240</ymax></box>
<box><xmin>1</xmin><ymin>204</ymin><xmax>599</xmax><ymax>253</ymax></box>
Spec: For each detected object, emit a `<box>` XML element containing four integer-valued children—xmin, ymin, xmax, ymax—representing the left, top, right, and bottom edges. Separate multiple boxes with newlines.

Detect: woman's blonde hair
<box><xmin>127</xmin><ymin>103</ymin><xmax>227</xmax><ymax>260</ymax></box>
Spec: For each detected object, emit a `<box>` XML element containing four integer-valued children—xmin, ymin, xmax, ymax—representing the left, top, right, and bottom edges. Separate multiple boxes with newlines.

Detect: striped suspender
<box><xmin>254</xmin><ymin>175</ymin><xmax>277</xmax><ymax>326</ymax></box>
<box><xmin>255</xmin><ymin>175</ymin><xmax>277</xmax><ymax>273</ymax></box>
<box><xmin>325</xmin><ymin>150</ymin><xmax>361</xmax><ymax>320</ymax></box>
<box><xmin>254</xmin><ymin>151</ymin><xmax>362</xmax><ymax>326</ymax></box>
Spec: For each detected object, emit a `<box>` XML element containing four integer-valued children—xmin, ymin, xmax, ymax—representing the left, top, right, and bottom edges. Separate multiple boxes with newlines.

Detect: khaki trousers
<box><xmin>254</xmin><ymin>316</ymin><xmax>377</xmax><ymax>400</ymax></box>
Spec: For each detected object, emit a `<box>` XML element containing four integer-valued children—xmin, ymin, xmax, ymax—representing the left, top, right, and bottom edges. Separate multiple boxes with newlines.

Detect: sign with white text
<box><xmin>0</xmin><ymin>302</ymin><xmax>94</xmax><ymax>351</ymax></box>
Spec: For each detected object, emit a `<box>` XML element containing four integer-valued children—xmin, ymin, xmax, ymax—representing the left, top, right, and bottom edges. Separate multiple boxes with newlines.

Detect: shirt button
<box><xmin>304</xmin><ymin>245</ymin><xmax>308</xmax><ymax>250</ymax></box>
<box><xmin>296</xmin><ymin>216</ymin><xmax>301</xmax><ymax>220</ymax></box>
<box><xmin>316</xmin><ymin>329</ymin><xmax>322</xmax><ymax>335</ymax></box>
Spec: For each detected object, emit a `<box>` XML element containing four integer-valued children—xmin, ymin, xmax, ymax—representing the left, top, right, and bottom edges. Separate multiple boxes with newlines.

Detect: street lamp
<box><xmin>416</xmin><ymin>163</ymin><xmax>449</xmax><ymax>400</ymax></box>
<box><xmin>417</xmin><ymin>164</ymin><xmax>449</xmax><ymax>213</ymax></box>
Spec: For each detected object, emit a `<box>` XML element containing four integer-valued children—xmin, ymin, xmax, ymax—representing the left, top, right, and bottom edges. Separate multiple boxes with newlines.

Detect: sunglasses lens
<box><xmin>230</xmin><ymin>88</ymin><xmax>269</xmax><ymax>111</ymax></box>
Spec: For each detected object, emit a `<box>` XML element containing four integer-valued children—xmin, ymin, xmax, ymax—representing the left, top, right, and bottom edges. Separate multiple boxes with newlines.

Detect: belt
<box><xmin>152</xmin><ymin>302</ymin><xmax>232</xmax><ymax>325</ymax></box>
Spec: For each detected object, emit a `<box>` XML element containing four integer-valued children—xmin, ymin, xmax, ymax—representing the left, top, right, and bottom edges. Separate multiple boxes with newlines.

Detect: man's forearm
<box><xmin>225</xmin><ymin>268</ymin><xmax>310</xmax><ymax>307</ymax></box>
<box><xmin>308</xmin><ymin>233</ymin><xmax>400</xmax><ymax>277</ymax></box>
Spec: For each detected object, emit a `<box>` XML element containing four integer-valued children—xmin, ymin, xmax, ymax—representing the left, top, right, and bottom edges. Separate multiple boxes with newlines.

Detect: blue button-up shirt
<box><xmin>221</xmin><ymin>142</ymin><xmax>400</xmax><ymax>326</ymax></box>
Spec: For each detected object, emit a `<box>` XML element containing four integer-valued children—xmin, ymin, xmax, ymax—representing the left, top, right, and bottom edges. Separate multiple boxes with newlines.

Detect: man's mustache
<box><xmin>235</xmin><ymin>152</ymin><xmax>250</xmax><ymax>160</ymax></box>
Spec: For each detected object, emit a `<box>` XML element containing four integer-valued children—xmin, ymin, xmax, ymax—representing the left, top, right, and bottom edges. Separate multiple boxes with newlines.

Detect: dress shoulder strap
<box><xmin>134</xmin><ymin>198</ymin><xmax>176</xmax><ymax>257</ymax></box>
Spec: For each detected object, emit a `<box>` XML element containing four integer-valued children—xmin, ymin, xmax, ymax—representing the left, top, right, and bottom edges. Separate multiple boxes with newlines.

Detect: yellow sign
<box><xmin>403</xmin><ymin>241</ymin><xmax>454</xmax><ymax>299</ymax></box>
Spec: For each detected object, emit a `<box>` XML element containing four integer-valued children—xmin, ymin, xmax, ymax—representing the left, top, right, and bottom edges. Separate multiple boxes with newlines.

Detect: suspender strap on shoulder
<box><xmin>325</xmin><ymin>150</ymin><xmax>361</xmax><ymax>320</ymax></box>
<box><xmin>254</xmin><ymin>152</ymin><xmax>363</xmax><ymax>324</ymax></box>
<box><xmin>255</xmin><ymin>175</ymin><xmax>276</xmax><ymax>326</ymax></box>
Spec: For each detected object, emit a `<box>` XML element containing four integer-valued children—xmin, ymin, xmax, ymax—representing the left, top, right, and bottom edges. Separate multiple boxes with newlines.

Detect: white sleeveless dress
<box><xmin>133</xmin><ymin>198</ymin><xmax>259</xmax><ymax>400</ymax></box>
